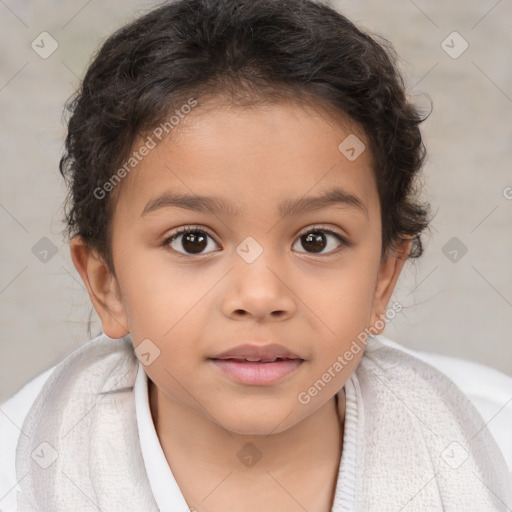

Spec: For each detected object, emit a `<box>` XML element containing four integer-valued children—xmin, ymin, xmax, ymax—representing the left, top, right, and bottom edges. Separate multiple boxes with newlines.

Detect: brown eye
<box><xmin>293</xmin><ymin>227</ymin><xmax>347</xmax><ymax>255</ymax></box>
<box><xmin>165</xmin><ymin>228</ymin><xmax>219</xmax><ymax>256</ymax></box>
<box><xmin>301</xmin><ymin>231</ymin><xmax>327</xmax><ymax>253</ymax></box>
<box><xmin>164</xmin><ymin>225</ymin><xmax>347</xmax><ymax>257</ymax></box>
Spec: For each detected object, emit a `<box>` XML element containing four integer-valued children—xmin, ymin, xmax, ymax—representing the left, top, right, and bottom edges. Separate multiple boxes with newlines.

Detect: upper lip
<box><xmin>211</xmin><ymin>343</ymin><xmax>303</xmax><ymax>362</ymax></box>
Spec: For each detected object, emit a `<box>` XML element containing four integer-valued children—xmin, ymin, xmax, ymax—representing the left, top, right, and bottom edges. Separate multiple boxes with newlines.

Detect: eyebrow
<box><xmin>141</xmin><ymin>187</ymin><xmax>368</xmax><ymax>219</ymax></box>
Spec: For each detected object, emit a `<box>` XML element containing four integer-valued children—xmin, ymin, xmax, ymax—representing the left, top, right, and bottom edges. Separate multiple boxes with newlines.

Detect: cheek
<box><xmin>308</xmin><ymin>280</ymin><xmax>374</xmax><ymax>395</ymax></box>
<box><xmin>311</xmin><ymin>256</ymin><xmax>379</xmax><ymax>354</ymax></box>
<box><xmin>322</xmin><ymin>248</ymin><xmax>379</xmax><ymax>305</ymax></box>
<box><xmin>115</xmin><ymin>246</ymin><xmax>194</xmax><ymax>325</ymax></box>
<box><xmin>113</xmin><ymin>255</ymin><xmax>170</xmax><ymax>340</ymax></box>
<box><xmin>115</xmin><ymin>250</ymin><xmax>212</xmax><ymax>366</ymax></box>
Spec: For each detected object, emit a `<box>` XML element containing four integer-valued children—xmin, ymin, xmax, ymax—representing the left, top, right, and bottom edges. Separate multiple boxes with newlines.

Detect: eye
<box><xmin>292</xmin><ymin>225</ymin><xmax>348</xmax><ymax>255</ymax></box>
<box><xmin>163</xmin><ymin>226</ymin><xmax>220</xmax><ymax>256</ymax></box>
<box><xmin>163</xmin><ymin>224</ymin><xmax>348</xmax><ymax>257</ymax></box>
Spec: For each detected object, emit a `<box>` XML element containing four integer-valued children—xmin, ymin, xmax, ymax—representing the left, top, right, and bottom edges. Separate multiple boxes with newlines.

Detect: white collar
<box><xmin>134</xmin><ymin>362</ymin><xmax>190</xmax><ymax>511</ymax></box>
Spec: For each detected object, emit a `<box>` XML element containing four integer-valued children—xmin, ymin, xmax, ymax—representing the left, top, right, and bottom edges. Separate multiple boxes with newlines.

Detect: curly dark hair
<box><xmin>59</xmin><ymin>0</ymin><xmax>431</xmax><ymax>276</ymax></box>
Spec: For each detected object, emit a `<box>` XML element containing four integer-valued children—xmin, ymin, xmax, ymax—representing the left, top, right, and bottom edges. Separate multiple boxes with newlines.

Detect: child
<box><xmin>4</xmin><ymin>0</ymin><xmax>512</xmax><ymax>510</ymax></box>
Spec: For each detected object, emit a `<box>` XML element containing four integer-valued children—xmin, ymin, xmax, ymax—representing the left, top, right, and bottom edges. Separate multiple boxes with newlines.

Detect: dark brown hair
<box><xmin>59</xmin><ymin>0</ymin><xmax>431</xmax><ymax>276</ymax></box>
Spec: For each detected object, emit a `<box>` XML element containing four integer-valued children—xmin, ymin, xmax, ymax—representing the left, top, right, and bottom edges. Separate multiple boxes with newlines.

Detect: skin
<box><xmin>71</xmin><ymin>98</ymin><xmax>411</xmax><ymax>512</ymax></box>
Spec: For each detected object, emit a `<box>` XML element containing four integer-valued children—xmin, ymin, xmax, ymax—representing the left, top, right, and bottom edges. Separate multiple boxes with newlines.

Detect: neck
<box><xmin>148</xmin><ymin>379</ymin><xmax>345</xmax><ymax>510</ymax></box>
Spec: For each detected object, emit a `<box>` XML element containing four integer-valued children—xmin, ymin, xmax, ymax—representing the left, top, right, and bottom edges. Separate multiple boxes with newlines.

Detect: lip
<box><xmin>210</xmin><ymin>358</ymin><xmax>304</xmax><ymax>386</ymax></box>
<box><xmin>209</xmin><ymin>343</ymin><xmax>304</xmax><ymax>386</ymax></box>
<box><xmin>211</xmin><ymin>343</ymin><xmax>302</xmax><ymax>362</ymax></box>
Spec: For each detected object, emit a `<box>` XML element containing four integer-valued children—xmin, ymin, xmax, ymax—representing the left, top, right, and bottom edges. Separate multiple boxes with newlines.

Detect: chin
<box><xmin>217</xmin><ymin>409</ymin><xmax>298</xmax><ymax>437</ymax></box>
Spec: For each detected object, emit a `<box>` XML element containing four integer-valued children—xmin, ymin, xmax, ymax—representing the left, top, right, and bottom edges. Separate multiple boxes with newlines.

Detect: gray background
<box><xmin>1</xmin><ymin>0</ymin><xmax>511</xmax><ymax>402</ymax></box>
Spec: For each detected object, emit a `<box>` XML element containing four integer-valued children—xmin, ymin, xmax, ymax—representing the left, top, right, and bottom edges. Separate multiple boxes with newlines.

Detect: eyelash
<box><xmin>163</xmin><ymin>224</ymin><xmax>349</xmax><ymax>258</ymax></box>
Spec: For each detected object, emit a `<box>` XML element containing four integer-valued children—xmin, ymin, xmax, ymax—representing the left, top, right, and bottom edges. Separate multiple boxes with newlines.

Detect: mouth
<box><xmin>209</xmin><ymin>357</ymin><xmax>304</xmax><ymax>386</ymax></box>
<box><xmin>212</xmin><ymin>356</ymin><xmax>299</xmax><ymax>362</ymax></box>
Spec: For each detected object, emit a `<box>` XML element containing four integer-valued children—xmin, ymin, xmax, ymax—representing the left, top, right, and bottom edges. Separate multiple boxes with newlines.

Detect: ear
<box><xmin>69</xmin><ymin>236</ymin><xmax>129</xmax><ymax>339</ymax></box>
<box><xmin>369</xmin><ymin>238</ymin><xmax>412</xmax><ymax>334</ymax></box>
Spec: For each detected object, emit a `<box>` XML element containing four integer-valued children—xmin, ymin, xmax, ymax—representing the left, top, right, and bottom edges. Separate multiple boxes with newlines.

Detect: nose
<box><xmin>221</xmin><ymin>253</ymin><xmax>297</xmax><ymax>322</ymax></box>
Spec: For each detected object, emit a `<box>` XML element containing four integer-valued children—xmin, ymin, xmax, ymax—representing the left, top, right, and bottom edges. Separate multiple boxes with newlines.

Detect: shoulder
<box><xmin>373</xmin><ymin>334</ymin><xmax>512</xmax><ymax>476</ymax></box>
<box><xmin>0</xmin><ymin>365</ymin><xmax>56</xmax><ymax>511</ymax></box>
<box><xmin>0</xmin><ymin>332</ymin><xmax>133</xmax><ymax>511</ymax></box>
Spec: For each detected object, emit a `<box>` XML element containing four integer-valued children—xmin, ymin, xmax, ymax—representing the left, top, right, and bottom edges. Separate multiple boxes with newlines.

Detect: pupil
<box><xmin>183</xmin><ymin>232</ymin><xmax>207</xmax><ymax>253</ymax></box>
<box><xmin>302</xmin><ymin>232</ymin><xmax>326</xmax><ymax>253</ymax></box>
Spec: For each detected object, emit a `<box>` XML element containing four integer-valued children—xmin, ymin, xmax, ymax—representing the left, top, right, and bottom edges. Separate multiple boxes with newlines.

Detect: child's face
<box><xmin>73</xmin><ymin>99</ymin><xmax>410</xmax><ymax>434</ymax></box>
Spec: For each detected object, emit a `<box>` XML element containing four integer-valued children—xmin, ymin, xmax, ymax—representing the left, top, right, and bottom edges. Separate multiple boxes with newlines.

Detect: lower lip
<box><xmin>210</xmin><ymin>358</ymin><xmax>303</xmax><ymax>386</ymax></box>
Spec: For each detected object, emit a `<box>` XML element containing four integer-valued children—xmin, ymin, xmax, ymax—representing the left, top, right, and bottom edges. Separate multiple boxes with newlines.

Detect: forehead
<box><xmin>113</xmin><ymin>100</ymin><xmax>378</xmax><ymax>224</ymax></box>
